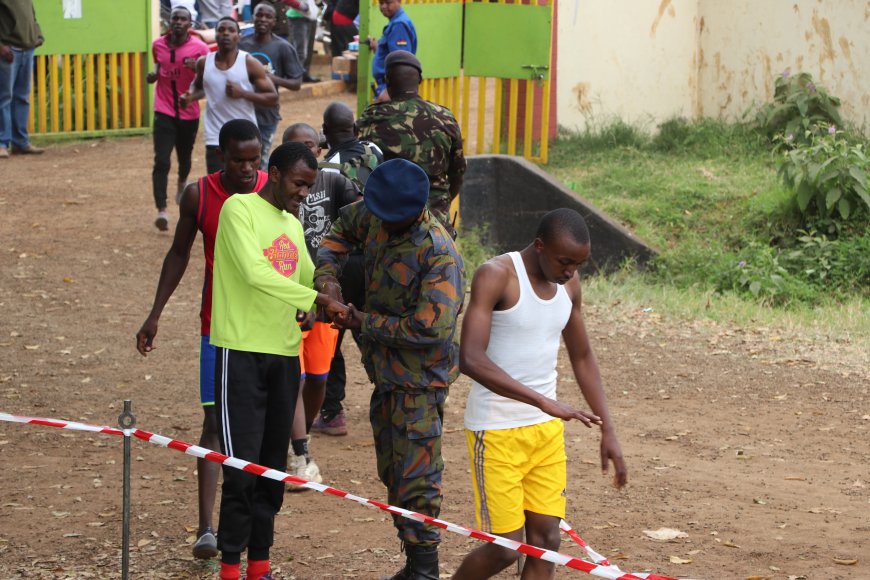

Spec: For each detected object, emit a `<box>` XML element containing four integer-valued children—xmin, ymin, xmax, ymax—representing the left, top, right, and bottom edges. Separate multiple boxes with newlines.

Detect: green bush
<box><xmin>784</xmin><ymin>230</ymin><xmax>870</xmax><ymax>293</ymax></box>
<box><xmin>776</xmin><ymin>124</ymin><xmax>870</xmax><ymax>221</ymax></box>
<box><xmin>755</xmin><ymin>70</ymin><xmax>842</xmax><ymax>144</ymax></box>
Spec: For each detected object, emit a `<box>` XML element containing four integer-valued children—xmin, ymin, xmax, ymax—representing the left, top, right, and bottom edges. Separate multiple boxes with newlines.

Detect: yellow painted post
<box><xmin>98</xmin><ymin>53</ymin><xmax>108</xmax><ymax>130</ymax></box>
<box><xmin>449</xmin><ymin>195</ymin><xmax>460</xmax><ymax>231</ymax></box>
<box><xmin>493</xmin><ymin>78</ymin><xmax>503</xmax><ymax>154</ymax></box>
<box><xmin>121</xmin><ymin>53</ymin><xmax>131</xmax><ymax>128</ymax></box>
<box><xmin>539</xmin><ymin>78</ymin><xmax>551</xmax><ymax>163</ymax></box>
<box><xmin>460</xmin><ymin>72</ymin><xmax>470</xmax><ymax>142</ymax></box>
<box><xmin>523</xmin><ymin>79</ymin><xmax>533</xmax><ymax>159</ymax></box>
<box><xmin>448</xmin><ymin>77</ymin><xmax>454</xmax><ymax>111</ymax></box>
<box><xmin>62</xmin><ymin>55</ymin><xmax>72</xmax><ymax>132</ymax></box>
<box><xmin>133</xmin><ymin>53</ymin><xmax>142</xmax><ymax>128</ymax></box>
<box><xmin>475</xmin><ymin>77</ymin><xmax>485</xmax><ymax>155</ymax></box>
<box><xmin>448</xmin><ymin>77</ymin><xmax>453</xmax><ymax>110</ymax></box>
<box><xmin>50</xmin><ymin>55</ymin><xmax>60</xmax><ymax>133</ymax></box>
<box><xmin>74</xmin><ymin>55</ymin><xmax>84</xmax><ymax>131</ymax></box>
<box><xmin>37</xmin><ymin>56</ymin><xmax>47</xmax><ymax>133</ymax></box>
<box><xmin>86</xmin><ymin>55</ymin><xmax>96</xmax><ymax>131</ymax></box>
<box><xmin>453</xmin><ymin>71</ymin><xmax>462</xmax><ymax>119</ymax></box>
<box><xmin>28</xmin><ymin>75</ymin><xmax>35</xmax><ymax>134</ymax></box>
<box><xmin>110</xmin><ymin>53</ymin><xmax>119</xmax><ymax>129</ymax></box>
<box><xmin>507</xmin><ymin>79</ymin><xmax>518</xmax><ymax>155</ymax></box>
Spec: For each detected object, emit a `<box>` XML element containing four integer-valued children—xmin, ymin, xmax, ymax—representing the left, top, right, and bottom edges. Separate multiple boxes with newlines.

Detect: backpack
<box><xmin>320</xmin><ymin>143</ymin><xmax>381</xmax><ymax>189</ymax></box>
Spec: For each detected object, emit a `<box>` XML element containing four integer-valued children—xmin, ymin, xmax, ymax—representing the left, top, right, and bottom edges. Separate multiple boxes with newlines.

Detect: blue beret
<box><xmin>364</xmin><ymin>158</ymin><xmax>430</xmax><ymax>222</ymax></box>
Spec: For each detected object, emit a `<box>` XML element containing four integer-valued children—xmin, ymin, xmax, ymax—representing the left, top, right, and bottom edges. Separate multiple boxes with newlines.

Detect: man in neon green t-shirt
<box><xmin>210</xmin><ymin>141</ymin><xmax>348</xmax><ymax>580</ymax></box>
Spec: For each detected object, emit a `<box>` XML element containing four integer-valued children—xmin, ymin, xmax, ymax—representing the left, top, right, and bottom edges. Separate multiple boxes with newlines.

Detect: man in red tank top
<box><xmin>135</xmin><ymin>119</ymin><xmax>268</xmax><ymax>560</ymax></box>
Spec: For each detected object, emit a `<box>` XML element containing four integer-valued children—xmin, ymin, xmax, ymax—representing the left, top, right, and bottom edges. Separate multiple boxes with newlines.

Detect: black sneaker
<box><xmin>192</xmin><ymin>527</ymin><xmax>218</xmax><ymax>559</ymax></box>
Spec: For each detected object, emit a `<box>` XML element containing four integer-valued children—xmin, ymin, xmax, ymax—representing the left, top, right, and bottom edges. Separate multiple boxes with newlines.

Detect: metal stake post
<box><xmin>118</xmin><ymin>400</ymin><xmax>136</xmax><ymax>580</ymax></box>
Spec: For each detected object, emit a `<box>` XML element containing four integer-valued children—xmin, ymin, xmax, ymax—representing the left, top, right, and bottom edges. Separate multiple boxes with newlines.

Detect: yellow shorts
<box><xmin>299</xmin><ymin>321</ymin><xmax>339</xmax><ymax>379</ymax></box>
<box><xmin>465</xmin><ymin>419</ymin><xmax>567</xmax><ymax>534</ymax></box>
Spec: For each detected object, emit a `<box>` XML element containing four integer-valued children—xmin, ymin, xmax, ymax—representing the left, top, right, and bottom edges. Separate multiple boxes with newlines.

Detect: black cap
<box><xmin>385</xmin><ymin>50</ymin><xmax>422</xmax><ymax>74</ymax></box>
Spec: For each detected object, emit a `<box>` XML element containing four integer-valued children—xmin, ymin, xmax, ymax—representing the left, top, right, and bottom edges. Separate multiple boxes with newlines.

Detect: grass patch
<box><xmin>547</xmin><ymin>117</ymin><xmax>870</xmax><ymax>313</ymax></box>
<box><xmin>582</xmin><ymin>268</ymin><xmax>870</xmax><ymax>338</ymax></box>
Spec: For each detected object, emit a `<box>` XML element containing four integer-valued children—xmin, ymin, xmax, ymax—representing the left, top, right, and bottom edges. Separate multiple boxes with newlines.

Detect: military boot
<box><xmin>380</xmin><ymin>544</ymin><xmax>439</xmax><ymax>580</ymax></box>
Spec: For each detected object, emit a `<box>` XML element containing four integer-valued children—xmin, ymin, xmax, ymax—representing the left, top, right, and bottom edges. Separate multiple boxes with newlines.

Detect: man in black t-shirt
<box><xmin>280</xmin><ymin>122</ymin><xmax>361</xmax><ymax>488</ymax></box>
<box><xmin>239</xmin><ymin>2</ymin><xmax>304</xmax><ymax>168</ymax></box>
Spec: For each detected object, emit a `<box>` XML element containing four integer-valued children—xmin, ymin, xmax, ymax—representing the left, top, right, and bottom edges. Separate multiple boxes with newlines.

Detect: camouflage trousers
<box><xmin>370</xmin><ymin>386</ymin><xmax>447</xmax><ymax>547</ymax></box>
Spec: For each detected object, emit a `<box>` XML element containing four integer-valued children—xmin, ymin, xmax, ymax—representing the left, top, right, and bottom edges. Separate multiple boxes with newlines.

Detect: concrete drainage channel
<box><xmin>461</xmin><ymin>155</ymin><xmax>656</xmax><ymax>273</ymax></box>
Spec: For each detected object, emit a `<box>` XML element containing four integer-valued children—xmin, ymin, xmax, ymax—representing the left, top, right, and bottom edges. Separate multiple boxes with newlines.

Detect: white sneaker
<box><xmin>287</xmin><ymin>454</ymin><xmax>311</xmax><ymax>493</ymax></box>
<box><xmin>303</xmin><ymin>459</ymin><xmax>323</xmax><ymax>484</ymax></box>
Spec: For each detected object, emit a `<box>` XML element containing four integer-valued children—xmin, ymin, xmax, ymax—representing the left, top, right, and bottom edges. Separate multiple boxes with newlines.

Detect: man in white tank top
<box><xmin>454</xmin><ymin>208</ymin><xmax>628</xmax><ymax>579</ymax></box>
<box><xmin>180</xmin><ymin>16</ymin><xmax>278</xmax><ymax>174</ymax></box>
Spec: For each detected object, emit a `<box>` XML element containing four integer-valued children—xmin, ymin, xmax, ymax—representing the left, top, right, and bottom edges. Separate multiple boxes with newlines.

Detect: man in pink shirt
<box><xmin>147</xmin><ymin>5</ymin><xmax>209</xmax><ymax>231</ymax></box>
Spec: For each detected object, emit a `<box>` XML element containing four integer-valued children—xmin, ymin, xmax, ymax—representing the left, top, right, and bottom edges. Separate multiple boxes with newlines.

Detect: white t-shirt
<box><xmin>203</xmin><ymin>50</ymin><xmax>258</xmax><ymax>146</ymax></box>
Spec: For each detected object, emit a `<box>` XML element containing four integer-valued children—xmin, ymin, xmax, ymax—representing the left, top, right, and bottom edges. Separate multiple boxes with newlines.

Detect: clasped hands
<box><xmin>314</xmin><ymin>276</ymin><xmax>363</xmax><ymax>331</ymax></box>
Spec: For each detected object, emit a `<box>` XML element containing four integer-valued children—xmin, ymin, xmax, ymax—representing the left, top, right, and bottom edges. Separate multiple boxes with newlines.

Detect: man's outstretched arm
<box><xmin>562</xmin><ymin>276</ymin><xmax>628</xmax><ymax>488</ymax></box>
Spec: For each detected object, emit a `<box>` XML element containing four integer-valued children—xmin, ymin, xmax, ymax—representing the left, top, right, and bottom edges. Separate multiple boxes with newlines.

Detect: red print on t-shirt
<box><xmin>263</xmin><ymin>234</ymin><xmax>299</xmax><ymax>278</ymax></box>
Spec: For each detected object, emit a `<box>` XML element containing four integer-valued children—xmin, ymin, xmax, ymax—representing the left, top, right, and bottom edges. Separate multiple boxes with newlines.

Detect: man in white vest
<box><xmin>454</xmin><ymin>208</ymin><xmax>628</xmax><ymax>579</ymax></box>
<box><xmin>181</xmin><ymin>16</ymin><xmax>278</xmax><ymax>173</ymax></box>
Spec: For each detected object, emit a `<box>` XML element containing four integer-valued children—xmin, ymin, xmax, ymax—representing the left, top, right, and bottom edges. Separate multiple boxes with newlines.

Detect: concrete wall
<box><xmin>557</xmin><ymin>0</ymin><xmax>870</xmax><ymax>130</ymax></box>
<box><xmin>461</xmin><ymin>156</ymin><xmax>656</xmax><ymax>272</ymax></box>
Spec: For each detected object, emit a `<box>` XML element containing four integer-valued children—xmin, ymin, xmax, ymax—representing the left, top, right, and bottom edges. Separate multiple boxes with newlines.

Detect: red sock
<box><xmin>219</xmin><ymin>562</ymin><xmax>241</xmax><ymax>580</ymax></box>
<box><xmin>245</xmin><ymin>559</ymin><xmax>270</xmax><ymax>579</ymax></box>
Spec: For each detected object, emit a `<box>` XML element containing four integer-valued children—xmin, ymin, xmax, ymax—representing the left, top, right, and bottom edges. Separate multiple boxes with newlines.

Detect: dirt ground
<box><xmin>0</xmin><ymin>90</ymin><xmax>868</xmax><ymax>580</ymax></box>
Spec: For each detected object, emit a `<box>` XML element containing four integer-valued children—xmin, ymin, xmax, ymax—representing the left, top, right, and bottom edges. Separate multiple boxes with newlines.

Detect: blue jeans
<box><xmin>258</xmin><ymin>122</ymin><xmax>277</xmax><ymax>171</ymax></box>
<box><xmin>0</xmin><ymin>48</ymin><xmax>35</xmax><ymax>150</ymax></box>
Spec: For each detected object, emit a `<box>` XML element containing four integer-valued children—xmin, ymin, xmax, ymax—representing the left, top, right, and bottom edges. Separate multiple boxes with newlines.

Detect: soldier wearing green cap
<box><xmin>314</xmin><ymin>158</ymin><xmax>466</xmax><ymax>580</ymax></box>
<box><xmin>357</xmin><ymin>51</ymin><xmax>466</xmax><ymax>239</ymax></box>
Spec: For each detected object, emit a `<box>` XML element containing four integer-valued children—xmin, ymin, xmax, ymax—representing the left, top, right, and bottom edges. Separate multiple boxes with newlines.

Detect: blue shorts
<box><xmin>200</xmin><ymin>335</ymin><xmax>216</xmax><ymax>406</ymax></box>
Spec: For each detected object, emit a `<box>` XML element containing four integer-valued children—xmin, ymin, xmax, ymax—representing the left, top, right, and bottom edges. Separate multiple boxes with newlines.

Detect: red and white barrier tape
<box><xmin>0</xmin><ymin>411</ymin><xmax>678</xmax><ymax>580</ymax></box>
<box><xmin>560</xmin><ymin>521</ymin><xmax>682</xmax><ymax>580</ymax></box>
<box><xmin>561</xmin><ymin>519</ymin><xmax>614</xmax><ymax>566</ymax></box>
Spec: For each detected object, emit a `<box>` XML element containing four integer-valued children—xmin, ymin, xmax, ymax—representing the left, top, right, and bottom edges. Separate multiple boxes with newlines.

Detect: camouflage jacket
<box><xmin>315</xmin><ymin>202</ymin><xmax>466</xmax><ymax>390</ymax></box>
<box><xmin>357</xmin><ymin>96</ymin><xmax>466</xmax><ymax>199</ymax></box>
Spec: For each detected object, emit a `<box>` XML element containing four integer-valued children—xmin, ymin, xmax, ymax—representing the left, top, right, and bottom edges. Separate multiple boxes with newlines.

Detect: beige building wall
<box><xmin>557</xmin><ymin>0</ymin><xmax>870</xmax><ymax>131</ymax></box>
<box><xmin>557</xmin><ymin>0</ymin><xmax>700</xmax><ymax>130</ymax></box>
<box><xmin>697</xmin><ymin>0</ymin><xmax>870</xmax><ymax>126</ymax></box>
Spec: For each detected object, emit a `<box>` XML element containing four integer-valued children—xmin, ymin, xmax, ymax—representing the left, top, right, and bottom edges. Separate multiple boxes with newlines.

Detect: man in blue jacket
<box><xmin>367</xmin><ymin>0</ymin><xmax>416</xmax><ymax>101</ymax></box>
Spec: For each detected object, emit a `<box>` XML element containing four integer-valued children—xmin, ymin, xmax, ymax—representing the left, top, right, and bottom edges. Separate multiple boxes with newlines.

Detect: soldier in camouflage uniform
<box><xmin>357</xmin><ymin>51</ymin><xmax>466</xmax><ymax>238</ymax></box>
<box><xmin>315</xmin><ymin>159</ymin><xmax>466</xmax><ymax>580</ymax></box>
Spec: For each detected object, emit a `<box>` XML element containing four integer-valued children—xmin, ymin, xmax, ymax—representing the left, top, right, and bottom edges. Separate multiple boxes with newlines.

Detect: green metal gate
<box><xmin>357</xmin><ymin>0</ymin><xmax>554</xmax><ymax>164</ymax></box>
<box><xmin>29</xmin><ymin>0</ymin><xmax>153</xmax><ymax>137</ymax></box>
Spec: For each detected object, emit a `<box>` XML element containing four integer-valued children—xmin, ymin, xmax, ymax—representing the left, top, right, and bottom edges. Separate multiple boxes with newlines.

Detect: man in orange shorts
<box><xmin>283</xmin><ymin>122</ymin><xmax>360</xmax><ymax>488</ymax></box>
